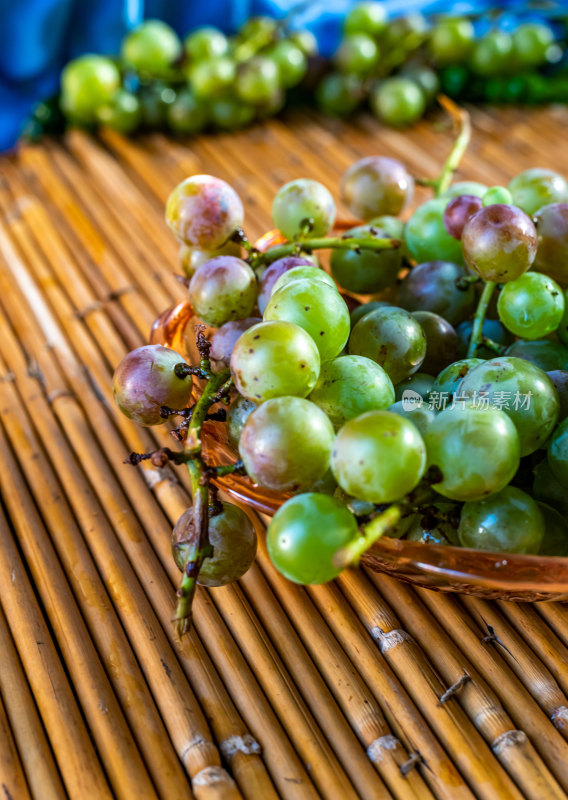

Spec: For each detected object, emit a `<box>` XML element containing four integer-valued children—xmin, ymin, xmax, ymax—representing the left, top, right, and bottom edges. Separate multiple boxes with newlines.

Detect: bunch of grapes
<box><xmin>25</xmin><ymin>16</ymin><xmax>316</xmax><ymax>140</ymax></box>
<box><xmin>113</xmin><ymin>106</ymin><xmax>568</xmax><ymax>633</ymax></box>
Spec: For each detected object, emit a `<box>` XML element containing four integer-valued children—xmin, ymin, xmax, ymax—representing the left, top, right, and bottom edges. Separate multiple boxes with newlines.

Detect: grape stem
<box><xmin>251</xmin><ymin>234</ymin><xmax>400</xmax><ymax>268</ymax></box>
<box><xmin>467</xmin><ymin>281</ymin><xmax>497</xmax><ymax>358</ymax></box>
<box><xmin>434</xmin><ymin>96</ymin><xmax>472</xmax><ymax>198</ymax></box>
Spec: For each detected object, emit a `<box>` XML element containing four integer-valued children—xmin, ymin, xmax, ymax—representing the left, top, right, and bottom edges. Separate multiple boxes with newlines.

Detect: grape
<box><xmin>340</xmin><ymin>156</ymin><xmax>414</xmax><ymax>219</ymax></box>
<box><xmin>405</xmin><ymin>199</ymin><xmax>464</xmax><ymax>265</ymax></box>
<box><xmin>369</xmin><ymin>215</ymin><xmax>405</xmax><ymax>240</ymax></box>
<box><xmin>497</xmin><ymin>272</ymin><xmax>564</xmax><ymax>339</ymax></box>
<box><xmin>429</xmin><ymin>17</ymin><xmax>474</xmax><ymax>64</ymax></box>
<box><xmin>371</xmin><ymin>77</ymin><xmax>426</xmax><ymax>127</ymax></box>
<box><xmin>424</xmin><ymin>405</ymin><xmax>520</xmax><ymax>501</ymax></box>
<box><xmin>440</xmin><ymin>64</ymin><xmax>469</xmax><ymax>97</ymax></box>
<box><xmin>184</xmin><ymin>27</ymin><xmax>229</xmax><ymax>62</ymax></box>
<box><xmin>458</xmin><ymin>487</ymin><xmax>543</xmax><ymax>554</ymax></box>
<box><xmin>483</xmin><ymin>186</ymin><xmax>513</xmax><ymax>206</ymax></box>
<box><xmin>226</xmin><ymin>395</ymin><xmax>257</xmax><ymax>449</ymax></box>
<box><xmin>166</xmin><ymin>89</ymin><xmax>209</xmax><ymax>134</ymax></box>
<box><xmin>400</xmin><ymin>66</ymin><xmax>440</xmax><ymax>105</ymax></box>
<box><xmin>309</xmin><ymin>355</ymin><xmax>395</xmax><ymax>429</ymax></box>
<box><xmin>470</xmin><ymin>31</ymin><xmax>513</xmax><ymax>77</ymax></box>
<box><xmin>257</xmin><ymin>256</ymin><xmax>313</xmax><ymax>314</ymax></box>
<box><xmin>172</xmin><ymin>503</ymin><xmax>256</xmax><ymax>587</ymax></box>
<box><xmin>179</xmin><ymin>240</ymin><xmax>242</xmax><ymax>279</ymax></box>
<box><xmin>239</xmin><ymin>397</ymin><xmax>334</xmax><ymax>491</ymax></box>
<box><xmin>349</xmin><ymin>306</ymin><xmax>427</xmax><ymax>384</ymax></box>
<box><xmin>350</xmin><ymin>301</ymin><xmax>391</xmax><ymax>328</ymax></box>
<box><xmin>189</xmin><ymin>256</ymin><xmax>256</xmax><ymax>327</ymax></box>
<box><xmin>431</xmin><ymin>358</ymin><xmax>484</xmax><ymax>399</ymax></box>
<box><xmin>411</xmin><ymin>311</ymin><xmax>459</xmax><ymax>376</ymax></box>
<box><xmin>236</xmin><ymin>57</ymin><xmax>280</xmax><ymax>104</ymax></box>
<box><xmin>113</xmin><ymin>345</ymin><xmax>191</xmax><ymax>426</ymax></box>
<box><xmin>271</xmin><ymin>267</ymin><xmax>337</xmax><ymax>296</ymax></box>
<box><xmin>457</xmin><ymin>356</ymin><xmax>559</xmax><ymax>456</ymax></box>
<box><xmin>506</xmin><ymin>339</ymin><xmax>568</xmax><ymax>372</ymax></box>
<box><xmin>61</xmin><ymin>56</ymin><xmax>121</xmax><ymax>123</ymax></box>
<box><xmin>97</xmin><ymin>89</ymin><xmax>141</xmax><ymax>133</ymax></box>
<box><xmin>210</xmin><ymin>317</ymin><xmax>262</xmax><ymax>369</ymax></box>
<box><xmin>345</xmin><ymin>2</ymin><xmax>387</xmax><ymax>36</ymax></box>
<box><xmin>533</xmin><ymin>203</ymin><xmax>568</xmax><ymax>283</ymax></box>
<box><xmin>268</xmin><ymin>41</ymin><xmax>307</xmax><ymax>88</ymax></box>
<box><xmin>395</xmin><ymin>373</ymin><xmax>435</xmax><ymax>402</ymax></box>
<box><xmin>255</xmin><ymin>89</ymin><xmax>285</xmax><ymax>119</ymax></box>
<box><xmin>397</xmin><ymin>261</ymin><xmax>476</xmax><ymax>326</ymax></box>
<box><xmin>442</xmin><ymin>181</ymin><xmax>488</xmax><ymax>200</ymax></box>
<box><xmin>121</xmin><ymin>20</ymin><xmax>181</xmax><ymax>76</ymax></box>
<box><xmin>264</xmin><ymin>279</ymin><xmax>350</xmax><ymax>362</ymax></box>
<box><xmin>548</xmin><ymin>371</ymin><xmax>568</xmax><ymax>421</ymax></box>
<box><xmin>316</xmin><ymin>73</ymin><xmax>364</xmax><ymax>117</ymax></box>
<box><xmin>267</xmin><ymin>493</ymin><xmax>358</xmax><ymax>584</ymax></box>
<box><xmin>230</xmin><ymin>320</ymin><xmax>320</xmax><ymax>401</ymax></box>
<box><xmin>288</xmin><ymin>29</ymin><xmax>318</xmax><ymax>57</ymax></box>
<box><xmin>331</xmin><ymin>410</ymin><xmax>426</xmax><ymax>504</ymax></box>
<box><xmin>508</xmin><ymin>169</ymin><xmax>568</xmax><ymax>216</ymax></box>
<box><xmin>388</xmin><ymin>401</ymin><xmax>437</xmax><ymax>437</ymax></box>
<box><xmin>456</xmin><ymin>318</ymin><xmax>511</xmax><ymax>359</ymax></box>
<box><xmin>443</xmin><ymin>195</ymin><xmax>483</xmax><ymax>240</ymax></box>
<box><xmin>166</xmin><ymin>175</ymin><xmax>244</xmax><ymax>250</ymax></box>
<box><xmin>538</xmin><ymin>503</ymin><xmax>568</xmax><ymax>556</ymax></box>
<box><xmin>138</xmin><ymin>83</ymin><xmax>171</xmax><ymax>127</ymax></box>
<box><xmin>548</xmin><ymin>418</ymin><xmax>568</xmax><ymax>487</ymax></box>
<box><xmin>533</xmin><ymin>459</ymin><xmax>568</xmax><ymax>517</ymax></box>
<box><xmin>461</xmin><ymin>204</ymin><xmax>537</xmax><ymax>282</ymax></box>
<box><xmin>512</xmin><ymin>23</ymin><xmax>554</xmax><ymax>68</ymax></box>
<box><xmin>385</xmin><ymin>13</ymin><xmax>428</xmax><ymax>48</ymax></box>
<box><xmin>189</xmin><ymin>57</ymin><xmax>236</xmax><ymax>98</ymax></box>
<box><xmin>336</xmin><ymin>34</ymin><xmax>379</xmax><ymax>76</ymax></box>
<box><xmin>210</xmin><ymin>98</ymin><xmax>255</xmax><ymax>130</ymax></box>
<box><xmin>330</xmin><ymin>225</ymin><xmax>402</xmax><ymax>294</ymax></box>
<box><xmin>238</xmin><ymin>15</ymin><xmax>278</xmax><ymax>43</ymax></box>
<box><xmin>272</xmin><ymin>179</ymin><xmax>336</xmax><ymax>239</ymax></box>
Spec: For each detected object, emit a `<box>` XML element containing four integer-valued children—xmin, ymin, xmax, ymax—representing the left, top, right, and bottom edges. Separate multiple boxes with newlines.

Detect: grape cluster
<box><xmin>112</xmin><ymin>117</ymin><xmax>568</xmax><ymax>623</ymax></box>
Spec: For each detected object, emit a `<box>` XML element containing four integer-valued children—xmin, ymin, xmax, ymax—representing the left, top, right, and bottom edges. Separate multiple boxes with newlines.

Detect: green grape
<box><xmin>271</xmin><ymin>266</ymin><xmax>336</xmax><ymax>295</ymax></box>
<box><xmin>350</xmin><ymin>301</ymin><xmax>391</xmax><ymax>328</ymax></box>
<box><xmin>502</xmin><ymin>75</ymin><xmax>527</xmax><ymax>103</ymax></box>
<box><xmin>267</xmin><ymin>493</ymin><xmax>358</xmax><ymax>584</ymax></box>
<box><xmin>538</xmin><ymin>503</ymin><xmax>568</xmax><ymax>556</ymax></box>
<box><xmin>316</xmin><ymin>73</ymin><xmax>364</xmax><ymax>117</ymax></box>
<box><xmin>341</xmin><ymin>156</ymin><xmax>414</xmax><ymax>219</ymax></box>
<box><xmin>230</xmin><ymin>320</ymin><xmax>320</xmax><ymax>401</ymax></box>
<box><xmin>239</xmin><ymin>397</ymin><xmax>334</xmax><ymax>492</ymax></box>
<box><xmin>369</xmin><ymin>215</ymin><xmax>405</xmax><ymax>240</ymax></box>
<box><xmin>458</xmin><ymin>487</ymin><xmax>544</xmax><ymax>554</ymax></box>
<box><xmin>166</xmin><ymin>174</ymin><xmax>244</xmax><ymax>249</ymax></box>
<box><xmin>548</xmin><ymin>417</ymin><xmax>568</xmax><ymax>487</ymax></box>
<box><xmin>395</xmin><ymin>373</ymin><xmax>435</xmax><ymax>402</ymax></box>
<box><xmin>505</xmin><ymin>339</ymin><xmax>568</xmax><ymax>372</ymax></box>
<box><xmin>61</xmin><ymin>55</ymin><xmax>121</xmax><ymax>123</ymax></box>
<box><xmin>429</xmin><ymin>17</ymin><xmax>474</xmax><ymax>64</ymax></box>
<box><xmin>349</xmin><ymin>306</ymin><xmax>427</xmax><ymax>384</ymax></box>
<box><xmin>288</xmin><ymin>29</ymin><xmax>318</xmax><ymax>57</ymax></box>
<box><xmin>138</xmin><ymin>83</ymin><xmax>171</xmax><ymax>127</ymax></box>
<box><xmin>210</xmin><ymin>97</ymin><xmax>255</xmax><ymax>130</ymax></box>
<box><xmin>439</xmin><ymin>65</ymin><xmax>470</xmax><ymax>97</ymax></box>
<box><xmin>184</xmin><ymin>27</ymin><xmax>229</xmax><ymax>62</ymax></box>
<box><xmin>268</xmin><ymin>41</ymin><xmax>307</xmax><ymax>87</ymax></box>
<box><xmin>331</xmin><ymin>410</ymin><xmax>426</xmax><ymax>504</ymax></box>
<box><xmin>226</xmin><ymin>395</ymin><xmax>257</xmax><ymax>449</ymax></box>
<box><xmin>330</xmin><ymin>225</ymin><xmax>402</xmax><ymax>293</ymax></box>
<box><xmin>461</xmin><ymin>204</ymin><xmax>537</xmax><ymax>282</ymax></box>
<box><xmin>558</xmin><ymin>294</ymin><xmax>568</xmax><ymax>348</ymax></box>
<box><xmin>344</xmin><ymin>2</ymin><xmax>387</xmax><ymax>36</ymax></box>
<box><xmin>336</xmin><ymin>34</ymin><xmax>379</xmax><ymax>76</ymax></box>
<box><xmin>388</xmin><ymin>401</ymin><xmax>437</xmax><ymax>437</ymax></box>
<box><xmin>412</xmin><ymin>311</ymin><xmax>459</xmax><ymax>376</ymax></box>
<box><xmin>256</xmin><ymin>88</ymin><xmax>285</xmax><ymax>118</ymax></box>
<box><xmin>456</xmin><ymin>318</ymin><xmax>511</xmax><ymax>359</ymax></box>
<box><xmin>497</xmin><ymin>272</ymin><xmax>564</xmax><ymax>339</ymax></box>
<box><xmin>533</xmin><ymin>203</ymin><xmax>568</xmax><ymax>283</ymax></box>
<box><xmin>405</xmin><ymin>199</ymin><xmax>464</xmax><ymax>265</ymax></box>
<box><xmin>533</xmin><ymin>459</ymin><xmax>568</xmax><ymax>517</ymax></box>
<box><xmin>309</xmin><ymin>355</ymin><xmax>395</xmax><ymax>429</ymax></box>
<box><xmin>430</xmin><ymin>358</ymin><xmax>484</xmax><ymax>400</ymax></box>
<box><xmin>238</xmin><ymin>15</ymin><xmax>278</xmax><ymax>43</ymax></box>
<box><xmin>385</xmin><ymin>13</ymin><xmax>428</xmax><ymax>48</ymax></box>
<box><xmin>548</xmin><ymin>371</ymin><xmax>568</xmax><ymax>421</ymax></box>
<box><xmin>508</xmin><ymin>169</ymin><xmax>568</xmax><ymax>216</ymax></box>
<box><xmin>306</xmin><ymin>469</ymin><xmax>338</xmax><ymax>496</ymax></box>
<box><xmin>179</xmin><ymin>240</ymin><xmax>242</xmax><ymax>279</ymax></box>
<box><xmin>166</xmin><ymin>89</ymin><xmax>209</xmax><ymax>133</ymax></box>
<box><xmin>113</xmin><ymin>345</ymin><xmax>191</xmax><ymax>426</ymax></box>
<box><xmin>121</xmin><ymin>20</ymin><xmax>182</xmax><ymax>76</ymax></box>
<box><xmin>512</xmin><ymin>23</ymin><xmax>554</xmax><ymax>68</ymax></box>
<box><xmin>442</xmin><ymin>181</ymin><xmax>488</xmax><ymax>200</ymax></box>
<box><xmin>264</xmin><ymin>279</ymin><xmax>350</xmax><ymax>362</ymax></box>
<box><xmin>470</xmin><ymin>31</ymin><xmax>514</xmax><ymax>77</ymax></box>
<box><xmin>172</xmin><ymin>503</ymin><xmax>256</xmax><ymax>586</ymax></box>
<box><xmin>400</xmin><ymin>66</ymin><xmax>440</xmax><ymax>105</ymax></box>
<box><xmin>457</xmin><ymin>357</ymin><xmax>559</xmax><ymax>456</ymax></box>
<box><xmin>424</xmin><ymin>405</ymin><xmax>520</xmax><ymax>501</ymax></box>
<box><xmin>272</xmin><ymin>179</ymin><xmax>336</xmax><ymax>239</ymax></box>
<box><xmin>371</xmin><ymin>77</ymin><xmax>426</xmax><ymax>127</ymax></box>
<box><xmin>397</xmin><ymin>261</ymin><xmax>476</xmax><ymax>327</ymax></box>
<box><xmin>189</xmin><ymin>57</ymin><xmax>236</xmax><ymax>98</ymax></box>
<box><xmin>482</xmin><ymin>186</ymin><xmax>513</xmax><ymax>206</ymax></box>
<box><xmin>236</xmin><ymin>57</ymin><xmax>280</xmax><ymax>104</ymax></box>
<box><xmin>96</xmin><ymin>89</ymin><xmax>141</xmax><ymax>133</ymax></box>
<box><xmin>189</xmin><ymin>256</ymin><xmax>257</xmax><ymax>327</ymax></box>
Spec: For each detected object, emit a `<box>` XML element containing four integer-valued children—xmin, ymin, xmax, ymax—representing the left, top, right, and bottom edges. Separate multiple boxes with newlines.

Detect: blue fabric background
<box><xmin>0</xmin><ymin>0</ymin><xmax>539</xmax><ymax>151</ymax></box>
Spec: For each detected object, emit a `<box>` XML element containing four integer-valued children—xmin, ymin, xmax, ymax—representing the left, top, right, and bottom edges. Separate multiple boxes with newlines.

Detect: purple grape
<box><xmin>443</xmin><ymin>194</ymin><xmax>483</xmax><ymax>240</ymax></box>
<box><xmin>412</xmin><ymin>311</ymin><xmax>459</xmax><ymax>376</ymax></box>
<box><xmin>210</xmin><ymin>317</ymin><xmax>262</xmax><ymax>370</ymax></box>
<box><xmin>257</xmin><ymin>256</ymin><xmax>313</xmax><ymax>314</ymax></box>
<box><xmin>112</xmin><ymin>345</ymin><xmax>192</xmax><ymax>426</ymax></box>
<box><xmin>533</xmin><ymin>203</ymin><xmax>568</xmax><ymax>284</ymax></box>
<box><xmin>340</xmin><ymin>156</ymin><xmax>414</xmax><ymax>219</ymax></box>
<box><xmin>397</xmin><ymin>261</ymin><xmax>476</xmax><ymax>326</ymax></box>
<box><xmin>462</xmin><ymin>204</ymin><xmax>537</xmax><ymax>282</ymax></box>
<box><xmin>189</xmin><ymin>256</ymin><xmax>257</xmax><ymax>327</ymax></box>
<box><xmin>547</xmin><ymin>371</ymin><xmax>568</xmax><ymax>421</ymax></box>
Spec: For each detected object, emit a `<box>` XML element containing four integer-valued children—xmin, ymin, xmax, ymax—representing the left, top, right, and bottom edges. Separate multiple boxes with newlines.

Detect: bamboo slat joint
<box><xmin>399</xmin><ymin>752</ymin><xmax>422</xmax><ymax>776</ymax></box>
<box><xmin>371</xmin><ymin>627</ymin><xmax>414</xmax><ymax>653</ymax></box>
<box><xmin>366</xmin><ymin>735</ymin><xmax>399</xmax><ymax>763</ymax></box>
<box><xmin>219</xmin><ymin>734</ymin><xmax>262</xmax><ymax>759</ymax></box>
<box><xmin>491</xmin><ymin>730</ymin><xmax>527</xmax><ymax>755</ymax></box>
<box><xmin>192</xmin><ymin>766</ymin><xmax>237</xmax><ymax>788</ymax></box>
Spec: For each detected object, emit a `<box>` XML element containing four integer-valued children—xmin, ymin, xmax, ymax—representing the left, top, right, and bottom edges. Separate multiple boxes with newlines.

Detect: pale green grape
<box><xmin>272</xmin><ymin>179</ymin><xmax>336</xmax><ymax>238</ymax></box>
<box><xmin>458</xmin><ymin>487</ymin><xmax>544</xmax><ymax>554</ymax></box>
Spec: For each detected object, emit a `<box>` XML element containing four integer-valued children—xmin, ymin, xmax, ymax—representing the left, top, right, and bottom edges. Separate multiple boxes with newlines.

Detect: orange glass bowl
<box><xmin>151</xmin><ymin>233</ymin><xmax>568</xmax><ymax>602</ymax></box>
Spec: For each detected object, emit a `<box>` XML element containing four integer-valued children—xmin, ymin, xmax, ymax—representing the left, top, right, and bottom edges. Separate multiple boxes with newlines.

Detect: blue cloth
<box><xmin>0</xmin><ymin>0</ymin><xmax>547</xmax><ymax>151</ymax></box>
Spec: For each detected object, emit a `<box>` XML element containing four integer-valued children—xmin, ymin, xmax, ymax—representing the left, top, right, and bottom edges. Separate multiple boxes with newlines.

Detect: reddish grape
<box><xmin>443</xmin><ymin>194</ymin><xmax>483</xmax><ymax>240</ymax></box>
<box><xmin>397</xmin><ymin>261</ymin><xmax>476</xmax><ymax>326</ymax></box>
<box><xmin>166</xmin><ymin>175</ymin><xmax>244</xmax><ymax>249</ymax></box>
<box><xmin>188</xmin><ymin>256</ymin><xmax>257</xmax><ymax>327</ymax></box>
<box><xmin>411</xmin><ymin>311</ymin><xmax>459</xmax><ymax>375</ymax></box>
<box><xmin>340</xmin><ymin>156</ymin><xmax>414</xmax><ymax>219</ymax></box>
<box><xmin>257</xmin><ymin>256</ymin><xmax>313</xmax><ymax>314</ymax></box>
<box><xmin>533</xmin><ymin>203</ymin><xmax>568</xmax><ymax>283</ymax></box>
<box><xmin>210</xmin><ymin>317</ymin><xmax>262</xmax><ymax>369</ymax></box>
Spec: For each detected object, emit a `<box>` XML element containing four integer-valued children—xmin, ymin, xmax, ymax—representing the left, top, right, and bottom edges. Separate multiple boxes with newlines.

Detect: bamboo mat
<box><xmin>2</xmin><ymin>107</ymin><xmax>568</xmax><ymax>800</ymax></box>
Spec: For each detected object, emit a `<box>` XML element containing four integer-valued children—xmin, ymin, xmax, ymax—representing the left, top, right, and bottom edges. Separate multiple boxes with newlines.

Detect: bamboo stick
<box><xmin>0</xmin><ymin>691</ymin><xmax>33</xmax><ymax>800</ymax></box>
